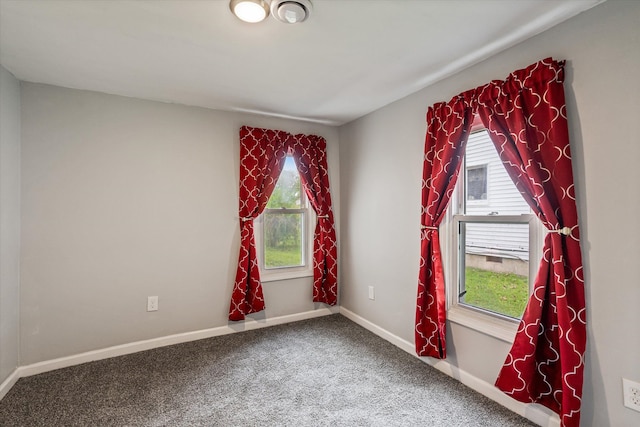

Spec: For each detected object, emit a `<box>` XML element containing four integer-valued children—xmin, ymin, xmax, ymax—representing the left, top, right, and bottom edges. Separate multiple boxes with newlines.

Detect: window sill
<box><xmin>261</xmin><ymin>269</ymin><xmax>313</xmax><ymax>283</ymax></box>
<box><xmin>447</xmin><ymin>306</ymin><xmax>518</xmax><ymax>343</ymax></box>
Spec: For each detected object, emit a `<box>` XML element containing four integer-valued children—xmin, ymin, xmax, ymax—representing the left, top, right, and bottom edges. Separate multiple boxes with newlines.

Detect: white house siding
<box><xmin>464</xmin><ymin>130</ymin><xmax>531</xmax><ymax>261</ymax></box>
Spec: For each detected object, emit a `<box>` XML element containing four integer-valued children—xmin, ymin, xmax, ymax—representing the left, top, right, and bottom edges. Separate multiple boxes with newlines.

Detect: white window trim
<box><xmin>254</xmin><ymin>192</ymin><xmax>315</xmax><ymax>283</ymax></box>
<box><xmin>447</xmin><ymin>304</ymin><xmax>519</xmax><ymax>343</ymax></box>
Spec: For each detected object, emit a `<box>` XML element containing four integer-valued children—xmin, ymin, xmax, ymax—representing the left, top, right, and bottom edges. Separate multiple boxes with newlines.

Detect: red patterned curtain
<box><xmin>229</xmin><ymin>126</ymin><xmax>289</xmax><ymax>321</ymax></box>
<box><xmin>290</xmin><ymin>134</ymin><xmax>338</xmax><ymax>305</ymax></box>
<box><xmin>229</xmin><ymin>126</ymin><xmax>338</xmax><ymax>321</ymax></box>
<box><xmin>416</xmin><ymin>96</ymin><xmax>474</xmax><ymax>358</ymax></box>
<box><xmin>477</xmin><ymin>59</ymin><xmax>586</xmax><ymax>427</ymax></box>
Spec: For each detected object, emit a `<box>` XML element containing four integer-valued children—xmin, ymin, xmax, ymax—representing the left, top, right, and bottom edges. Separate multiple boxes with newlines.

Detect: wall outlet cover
<box><xmin>147</xmin><ymin>296</ymin><xmax>159</xmax><ymax>312</ymax></box>
<box><xmin>623</xmin><ymin>378</ymin><xmax>640</xmax><ymax>412</ymax></box>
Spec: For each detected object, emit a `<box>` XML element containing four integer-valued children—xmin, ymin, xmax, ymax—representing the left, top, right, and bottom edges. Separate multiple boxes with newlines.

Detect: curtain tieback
<box><xmin>549</xmin><ymin>226</ymin><xmax>572</xmax><ymax>236</ymax></box>
<box><xmin>239</xmin><ymin>216</ymin><xmax>253</xmax><ymax>222</ymax></box>
<box><xmin>317</xmin><ymin>215</ymin><xmax>330</xmax><ymax>219</ymax></box>
<box><xmin>421</xmin><ymin>225</ymin><xmax>438</xmax><ymax>230</ymax></box>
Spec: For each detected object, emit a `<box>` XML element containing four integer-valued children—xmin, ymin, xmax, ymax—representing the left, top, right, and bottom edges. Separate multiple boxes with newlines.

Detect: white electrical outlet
<box><xmin>368</xmin><ymin>286</ymin><xmax>375</xmax><ymax>300</ymax></box>
<box><xmin>147</xmin><ymin>296</ymin><xmax>159</xmax><ymax>312</ymax></box>
<box><xmin>623</xmin><ymin>378</ymin><xmax>640</xmax><ymax>412</ymax></box>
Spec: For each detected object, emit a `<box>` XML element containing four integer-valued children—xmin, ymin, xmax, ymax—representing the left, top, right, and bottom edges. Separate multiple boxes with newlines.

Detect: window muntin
<box><xmin>256</xmin><ymin>156</ymin><xmax>313</xmax><ymax>280</ymax></box>
<box><xmin>445</xmin><ymin>127</ymin><xmax>543</xmax><ymax>339</ymax></box>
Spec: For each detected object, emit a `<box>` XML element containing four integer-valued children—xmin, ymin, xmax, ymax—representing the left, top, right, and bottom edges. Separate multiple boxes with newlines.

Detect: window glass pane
<box><xmin>264</xmin><ymin>212</ymin><xmax>304</xmax><ymax>268</ymax></box>
<box><xmin>466</xmin><ymin>166</ymin><xmax>487</xmax><ymax>201</ymax></box>
<box><xmin>267</xmin><ymin>157</ymin><xmax>302</xmax><ymax>209</ymax></box>
<box><xmin>460</xmin><ymin>222</ymin><xmax>529</xmax><ymax>319</ymax></box>
<box><xmin>465</xmin><ymin>130</ymin><xmax>530</xmax><ymax>215</ymax></box>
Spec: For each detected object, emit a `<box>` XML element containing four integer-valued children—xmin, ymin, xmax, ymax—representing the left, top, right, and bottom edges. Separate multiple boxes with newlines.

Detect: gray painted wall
<box><xmin>0</xmin><ymin>66</ymin><xmax>21</xmax><ymax>384</ymax></box>
<box><xmin>19</xmin><ymin>83</ymin><xmax>339</xmax><ymax>365</ymax></box>
<box><xmin>338</xmin><ymin>2</ymin><xmax>640</xmax><ymax>426</ymax></box>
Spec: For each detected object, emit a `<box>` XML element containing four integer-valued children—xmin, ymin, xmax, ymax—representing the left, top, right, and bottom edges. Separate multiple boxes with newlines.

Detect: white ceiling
<box><xmin>0</xmin><ymin>0</ymin><xmax>604</xmax><ymax>125</ymax></box>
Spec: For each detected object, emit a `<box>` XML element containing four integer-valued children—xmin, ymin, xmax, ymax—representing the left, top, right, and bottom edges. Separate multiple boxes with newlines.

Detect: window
<box><xmin>444</xmin><ymin>127</ymin><xmax>544</xmax><ymax>341</ymax></box>
<box><xmin>255</xmin><ymin>156</ymin><xmax>313</xmax><ymax>281</ymax></box>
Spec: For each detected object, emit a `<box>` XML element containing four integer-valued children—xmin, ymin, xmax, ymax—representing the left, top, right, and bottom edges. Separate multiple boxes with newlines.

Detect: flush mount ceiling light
<box><xmin>229</xmin><ymin>0</ymin><xmax>270</xmax><ymax>23</ymax></box>
<box><xmin>271</xmin><ymin>0</ymin><xmax>312</xmax><ymax>24</ymax></box>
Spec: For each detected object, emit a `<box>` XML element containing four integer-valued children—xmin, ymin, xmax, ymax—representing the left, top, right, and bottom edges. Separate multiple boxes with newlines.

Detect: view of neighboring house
<box><xmin>464</xmin><ymin>129</ymin><xmax>533</xmax><ymax>275</ymax></box>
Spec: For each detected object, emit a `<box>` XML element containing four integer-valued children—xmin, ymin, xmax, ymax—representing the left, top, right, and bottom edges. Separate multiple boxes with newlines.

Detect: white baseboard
<box><xmin>339</xmin><ymin>307</ymin><xmax>560</xmax><ymax>427</ymax></box>
<box><xmin>2</xmin><ymin>306</ymin><xmax>338</xmax><ymax>399</ymax></box>
<box><xmin>0</xmin><ymin>368</ymin><xmax>20</xmax><ymax>401</ymax></box>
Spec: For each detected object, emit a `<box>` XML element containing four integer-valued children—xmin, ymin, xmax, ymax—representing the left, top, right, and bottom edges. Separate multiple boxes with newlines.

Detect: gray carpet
<box><xmin>0</xmin><ymin>314</ymin><xmax>536</xmax><ymax>426</ymax></box>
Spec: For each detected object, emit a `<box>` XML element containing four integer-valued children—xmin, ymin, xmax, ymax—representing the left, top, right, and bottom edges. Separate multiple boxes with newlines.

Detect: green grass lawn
<box><xmin>463</xmin><ymin>267</ymin><xmax>529</xmax><ymax>318</ymax></box>
<box><xmin>265</xmin><ymin>245</ymin><xmax>302</xmax><ymax>268</ymax></box>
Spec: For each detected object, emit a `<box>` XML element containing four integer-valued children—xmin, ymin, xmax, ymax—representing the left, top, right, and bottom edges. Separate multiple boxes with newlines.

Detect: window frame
<box><xmin>452</xmin><ymin>213</ymin><xmax>541</xmax><ymax>322</ymax></box>
<box><xmin>442</xmin><ymin>127</ymin><xmax>545</xmax><ymax>343</ymax></box>
<box><xmin>254</xmin><ymin>159</ymin><xmax>315</xmax><ymax>282</ymax></box>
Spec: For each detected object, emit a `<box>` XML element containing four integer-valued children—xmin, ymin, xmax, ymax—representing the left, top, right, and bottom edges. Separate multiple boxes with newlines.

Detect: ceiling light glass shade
<box><xmin>271</xmin><ymin>0</ymin><xmax>312</xmax><ymax>24</ymax></box>
<box><xmin>229</xmin><ymin>0</ymin><xmax>270</xmax><ymax>23</ymax></box>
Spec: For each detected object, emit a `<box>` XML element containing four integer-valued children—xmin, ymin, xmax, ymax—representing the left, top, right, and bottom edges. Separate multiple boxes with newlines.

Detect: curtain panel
<box><xmin>477</xmin><ymin>59</ymin><xmax>585</xmax><ymax>427</ymax></box>
<box><xmin>229</xmin><ymin>126</ymin><xmax>338</xmax><ymax>322</ymax></box>
<box><xmin>416</xmin><ymin>58</ymin><xmax>585</xmax><ymax>427</ymax></box>
<box><xmin>290</xmin><ymin>135</ymin><xmax>339</xmax><ymax>305</ymax></box>
<box><xmin>416</xmin><ymin>97</ymin><xmax>474</xmax><ymax>358</ymax></box>
<box><xmin>229</xmin><ymin>127</ymin><xmax>289</xmax><ymax>321</ymax></box>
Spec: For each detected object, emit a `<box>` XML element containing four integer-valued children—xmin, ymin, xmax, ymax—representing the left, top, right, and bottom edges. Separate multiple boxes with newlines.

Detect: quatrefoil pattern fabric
<box><xmin>417</xmin><ymin>59</ymin><xmax>585</xmax><ymax>427</ymax></box>
<box><xmin>229</xmin><ymin>126</ymin><xmax>337</xmax><ymax>322</ymax></box>
<box><xmin>290</xmin><ymin>135</ymin><xmax>339</xmax><ymax>305</ymax></box>
<box><xmin>416</xmin><ymin>97</ymin><xmax>473</xmax><ymax>360</ymax></box>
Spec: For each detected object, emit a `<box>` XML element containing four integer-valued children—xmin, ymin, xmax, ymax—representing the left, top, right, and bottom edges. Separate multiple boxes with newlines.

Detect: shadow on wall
<box><xmin>581</xmin><ymin>332</ymin><xmax>608</xmax><ymax>425</ymax></box>
<box><xmin>562</xmin><ymin>60</ymin><xmax>606</xmax><ymax>426</ymax></box>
